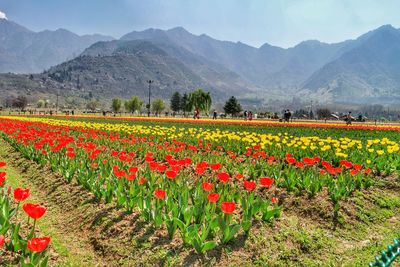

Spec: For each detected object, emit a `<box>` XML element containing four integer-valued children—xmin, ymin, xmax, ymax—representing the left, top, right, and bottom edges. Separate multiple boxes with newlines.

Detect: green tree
<box><xmin>188</xmin><ymin>89</ymin><xmax>212</xmax><ymax>115</ymax></box>
<box><xmin>111</xmin><ymin>98</ymin><xmax>122</xmax><ymax>113</ymax></box>
<box><xmin>152</xmin><ymin>99</ymin><xmax>165</xmax><ymax>116</ymax></box>
<box><xmin>180</xmin><ymin>93</ymin><xmax>191</xmax><ymax>116</ymax></box>
<box><xmin>37</xmin><ymin>99</ymin><xmax>45</xmax><ymax>108</ymax></box>
<box><xmin>223</xmin><ymin>96</ymin><xmax>242</xmax><ymax>117</ymax></box>
<box><xmin>170</xmin><ymin>91</ymin><xmax>181</xmax><ymax>113</ymax></box>
<box><xmin>125</xmin><ymin>96</ymin><xmax>143</xmax><ymax>114</ymax></box>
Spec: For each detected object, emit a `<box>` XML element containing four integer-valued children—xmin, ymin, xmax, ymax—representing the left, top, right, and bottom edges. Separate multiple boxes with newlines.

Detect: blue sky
<box><xmin>1</xmin><ymin>0</ymin><xmax>400</xmax><ymax>48</ymax></box>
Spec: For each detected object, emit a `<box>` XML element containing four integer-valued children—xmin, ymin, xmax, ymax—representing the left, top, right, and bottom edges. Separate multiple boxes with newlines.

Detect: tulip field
<box><xmin>0</xmin><ymin>115</ymin><xmax>399</xmax><ymax>266</ymax></box>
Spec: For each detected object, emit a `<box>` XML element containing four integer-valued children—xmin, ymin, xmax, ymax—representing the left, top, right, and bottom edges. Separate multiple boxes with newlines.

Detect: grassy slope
<box><xmin>0</xmin><ymin>139</ymin><xmax>399</xmax><ymax>266</ymax></box>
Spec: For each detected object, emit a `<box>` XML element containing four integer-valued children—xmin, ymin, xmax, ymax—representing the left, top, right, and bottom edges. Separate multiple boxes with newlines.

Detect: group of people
<box><xmin>283</xmin><ymin>109</ymin><xmax>292</xmax><ymax>122</ymax></box>
<box><xmin>243</xmin><ymin>110</ymin><xmax>253</xmax><ymax>121</ymax></box>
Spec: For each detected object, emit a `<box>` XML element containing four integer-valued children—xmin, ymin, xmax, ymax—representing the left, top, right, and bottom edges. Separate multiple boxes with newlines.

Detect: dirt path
<box><xmin>0</xmin><ymin>139</ymin><xmax>108</xmax><ymax>267</ymax></box>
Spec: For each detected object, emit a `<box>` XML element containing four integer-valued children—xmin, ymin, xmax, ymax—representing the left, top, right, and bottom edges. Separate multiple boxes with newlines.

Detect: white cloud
<box><xmin>0</xmin><ymin>10</ymin><xmax>7</xmax><ymax>20</ymax></box>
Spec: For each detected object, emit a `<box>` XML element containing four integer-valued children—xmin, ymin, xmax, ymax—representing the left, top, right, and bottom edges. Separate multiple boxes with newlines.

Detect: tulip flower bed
<box><xmin>0</xmin><ymin>161</ymin><xmax>51</xmax><ymax>266</ymax></box>
<box><xmin>0</xmin><ymin>116</ymin><xmax>398</xmax><ymax>256</ymax></box>
<box><xmin>27</xmin><ymin>113</ymin><xmax>400</xmax><ymax>131</ymax></box>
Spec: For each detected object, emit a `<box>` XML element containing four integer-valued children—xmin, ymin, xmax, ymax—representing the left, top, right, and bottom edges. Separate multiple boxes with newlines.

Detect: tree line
<box><xmin>110</xmin><ymin>89</ymin><xmax>243</xmax><ymax>117</ymax></box>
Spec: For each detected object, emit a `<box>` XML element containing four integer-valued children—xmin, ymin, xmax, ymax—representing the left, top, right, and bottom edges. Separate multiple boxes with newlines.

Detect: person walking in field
<box><xmin>213</xmin><ymin>110</ymin><xmax>217</xmax><ymax>120</ymax></box>
<box><xmin>346</xmin><ymin>111</ymin><xmax>352</xmax><ymax>125</ymax></box>
<box><xmin>193</xmin><ymin>108</ymin><xmax>200</xmax><ymax>119</ymax></box>
<box><xmin>244</xmin><ymin>110</ymin><xmax>248</xmax><ymax>121</ymax></box>
<box><xmin>284</xmin><ymin>109</ymin><xmax>291</xmax><ymax>122</ymax></box>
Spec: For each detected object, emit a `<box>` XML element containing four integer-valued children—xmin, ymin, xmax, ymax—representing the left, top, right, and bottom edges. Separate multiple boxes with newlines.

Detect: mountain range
<box><xmin>1</xmin><ymin>17</ymin><xmax>400</xmax><ymax>106</ymax></box>
<box><xmin>0</xmin><ymin>18</ymin><xmax>113</xmax><ymax>73</ymax></box>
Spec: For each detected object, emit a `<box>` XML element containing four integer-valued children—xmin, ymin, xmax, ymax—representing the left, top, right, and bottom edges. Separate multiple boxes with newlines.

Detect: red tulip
<box><xmin>313</xmin><ymin>156</ymin><xmax>321</xmax><ymax>163</ymax></box>
<box><xmin>149</xmin><ymin>162</ymin><xmax>158</xmax><ymax>171</ymax></box>
<box><xmin>259</xmin><ymin>177</ymin><xmax>274</xmax><ymax>187</ymax></box>
<box><xmin>235</xmin><ymin>173</ymin><xmax>244</xmax><ymax>180</ymax></box>
<box><xmin>217</xmin><ymin>172</ymin><xmax>230</xmax><ymax>183</ymax></box>
<box><xmin>195</xmin><ymin>167</ymin><xmax>206</xmax><ymax>175</ymax></box>
<box><xmin>221</xmin><ymin>202</ymin><xmax>236</xmax><ymax>214</ymax></box>
<box><xmin>319</xmin><ymin>169</ymin><xmax>326</xmax><ymax>175</ymax></box>
<box><xmin>335</xmin><ymin>167</ymin><xmax>342</xmax><ymax>174</ymax></box>
<box><xmin>353</xmin><ymin>164</ymin><xmax>362</xmax><ymax>171</ymax></box>
<box><xmin>197</xmin><ymin>161</ymin><xmax>208</xmax><ymax>169</ymax></box>
<box><xmin>0</xmin><ymin>235</ymin><xmax>5</xmax><ymax>247</ymax></box>
<box><xmin>129</xmin><ymin>166</ymin><xmax>139</xmax><ymax>173</ymax></box>
<box><xmin>27</xmin><ymin>237</ymin><xmax>51</xmax><ymax>252</ymax></box>
<box><xmin>303</xmin><ymin>157</ymin><xmax>315</xmax><ymax>165</ymax></box>
<box><xmin>13</xmin><ymin>188</ymin><xmax>30</xmax><ymax>202</ymax></box>
<box><xmin>0</xmin><ymin>175</ymin><xmax>5</xmax><ymax>187</ymax></box>
<box><xmin>296</xmin><ymin>162</ymin><xmax>305</xmax><ymax>168</ymax></box>
<box><xmin>364</xmin><ymin>168</ymin><xmax>372</xmax><ymax>175</ymax></box>
<box><xmin>207</xmin><ymin>193</ymin><xmax>220</xmax><ymax>203</ymax></box>
<box><xmin>340</xmin><ymin>160</ymin><xmax>353</xmax><ymax>169</ymax></box>
<box><xmin>171</xmin><ymin>165</ymin><xmax>181</xmax><ymax>172</ymax></box>
<box><xmin>139</xmin><ymin>177</ymin><xmax>146</xmax><ymax>185</ymax></box>
<box><xmin>210</xmin><ymin>163</ymin><xmax>221</xmax><ymax>171</ymax></box>
<box><xmin>202</xmin><ymin>182</ymin><xmax>213</xmax><ymax>191</ymax></box>
<box><xmin>114</xmin><ymin>169</ymin><xmax>126</xmax><ymax>178</ymax></box>
<box><xmin>286</xmin><ymin>157</ymin><xmax>296</xmax><ymax>165</ymax></box>
<box><xmin>243</xmin><ymin>180</ymin><xmax>256</xmax><ymax>191</ymax></box>
<box><xmin>22</xmin><ymin>203</ymin><xmax>47</xmax><ymax>219</ymax></box>
<box><xmin>66</xmin><ymin>151</ymin><xmax>76</xmax><ymax>158</ymax></box>
<box><xmin>184</xmin><ymin>157</ymin><xmax>192</xmax><ymax>164</ymax></box>
<box><xmin>321</xmin><ymin>161</ymin><xmax>331</xmax><ymax>169</ymax></box>
<box><xmin>350</xmin><ymin>169</ymin><xmax>358</xmax><ymax>176</ymax></box>
<box><xmin>0</xmin><ymin>162</ymin><xmax>6</xmax><ymax>167</ymax></box>
<box><xmin>272</xmin><ymin>197</ymin><xmax>278</xmax><ymax>204</ymax></box>
<box><xmin>157</xmin><ymin>164</ymin><xmax>167</xmax><ymax>172</ymax></box>
<box><xmin>125</xmin><ymin>173</ymin><xmax>136</xmax><ymax>181</ymax></box>
<box><xmin>154</xmin><ymin>189</ymin><xmax>166</xmax><ymax>200</ymax></box>
<box><xmin>166</xmin><ymin>170</ymin><xmax>177</xmax><ymax>179</ymax></box>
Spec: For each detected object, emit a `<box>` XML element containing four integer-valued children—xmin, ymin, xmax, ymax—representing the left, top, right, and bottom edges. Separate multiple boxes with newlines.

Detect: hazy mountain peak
<box><xmin>367</xmin><ymin>24</ymin><xmax>399</xmax><ymax>38</ymax></box>
<box><xmin>259</xmin><ymin>42</ymin><xmax>284</xmax><ymax>51</ymax></box>
<box><xmin>0</xmin><ymin>19</ymin><xmax>116</xmax><ymax>73</ymax></box>
<box><xmin>0</xmin><ymin>19</ymin><xmax>32</xmax><ymax>33</ymax></box>
<box><xmin>167</xmin><ymin>26</ymin><xmax>190</xmax><ymax>34</ymax></box>
<box><xmin>376</xmin><ymin>24</ymin><xmax>395</xmax><ymax>30</ymax></box>
<box><xmin>294</xmin><ymin>40</ymin><xmax>325</xmax><ymax>49</ymax></box>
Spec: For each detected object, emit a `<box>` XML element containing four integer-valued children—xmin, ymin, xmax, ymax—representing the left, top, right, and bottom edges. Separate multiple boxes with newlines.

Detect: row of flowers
<box><xmin>0</xmin><ymin>161</ymin><xmax>50</xmax><ymax>266</ymax></box>
<box><xmin>4</xmin><ymin>116</ymin><xmax>400</xmax><ymax>170</ymax></box>
<box><xmin>0</xmin><ymin>117</ymin><xmax>385</xmax><ymax>254</ymax></box>
<box><xmin>26</xmin><ymin>114</ymin><xmax>400</xmax><ymax>131</ymax></box>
